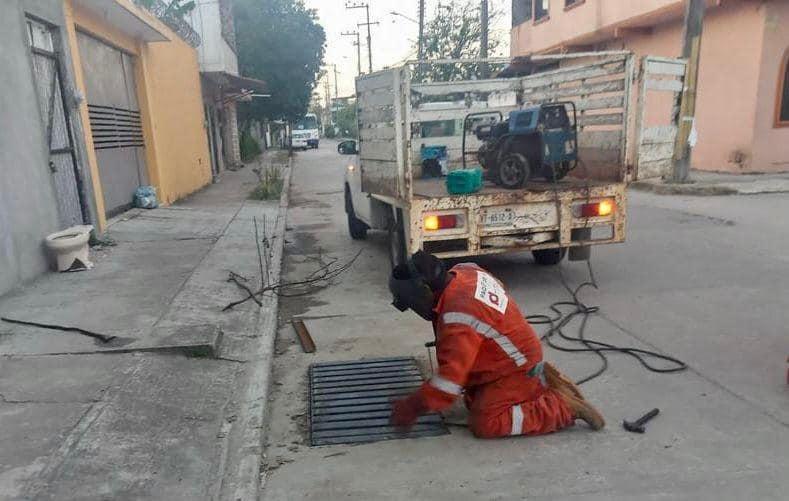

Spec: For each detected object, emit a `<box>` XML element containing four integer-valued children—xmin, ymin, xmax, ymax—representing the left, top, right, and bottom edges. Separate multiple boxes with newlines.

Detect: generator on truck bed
<box><xmin>470</xmin><ymin>102</ymin><xmax>579</xmax><ymax>188</ymax></box>
<box><xmin>339</xmin><ymin>52</ymin><xmax>686</xmax><ymax>266</ymax></box>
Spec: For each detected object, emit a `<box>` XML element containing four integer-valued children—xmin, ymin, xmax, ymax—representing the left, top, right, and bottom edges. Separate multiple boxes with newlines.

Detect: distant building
<box><xmin>187</xmin><ymin>0</ymin><xmax>266</xmax><ymax>175</ymax></box>
<box><xmin>511</xmin><ymin>0</ymin><xmax>789</xmax><ymax>174</ymax></box>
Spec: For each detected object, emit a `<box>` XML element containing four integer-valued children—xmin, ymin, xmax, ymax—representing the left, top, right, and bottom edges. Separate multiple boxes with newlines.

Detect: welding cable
<box><xmin>526</xmin><ymin>260</ymin><xmax>688</xmax><ymax>385</ymax></box>
<box><xmin>536</xmin><ymin>155</ymin><xmax>687</xmax><ymax>385</ymax></box>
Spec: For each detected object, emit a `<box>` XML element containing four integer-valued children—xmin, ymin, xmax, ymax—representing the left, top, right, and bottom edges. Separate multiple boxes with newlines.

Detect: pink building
<box><xmin>511</xmin><ymin>0</ymin><xmax>789</xmax><ymax>174</ymax></box>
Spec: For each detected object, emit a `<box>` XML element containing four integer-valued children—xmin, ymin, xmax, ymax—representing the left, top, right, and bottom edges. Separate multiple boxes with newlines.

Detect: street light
<box><xmin>390</xmin><ymin>10</ymin><xmax>418</xmax><ymax>24</ymax></box>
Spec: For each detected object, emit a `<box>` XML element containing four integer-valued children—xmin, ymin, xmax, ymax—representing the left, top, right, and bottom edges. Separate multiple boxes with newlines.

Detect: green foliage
<box><xmin>419</xmin><ymin>0</ymin><xmax>502</xmax><ymax>82</ymax></box>
<box><xmin>240</xmin><ymin>129</ymin><xmax>262</xmax><ymax>162</ymax></box>
<box><xmin>334</xmin><ymin>101</ymin><xmax>358</xmax><ymax>139</ymax></box>
<box><xmin>235</xmin><ymin>0</ymin><xmax>326</xmax><ymax>123</ymax></box>
<box><xmin>249</xmin><ymin>165</ymin><xmax>284</xmax><ymax>201</ymax></box>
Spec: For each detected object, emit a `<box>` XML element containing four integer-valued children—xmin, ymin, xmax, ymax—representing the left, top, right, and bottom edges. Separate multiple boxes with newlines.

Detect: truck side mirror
<box><xmin>338</xmin><ymin>140</ymin><xmax>358</xmax><ymax>155</ymax></box>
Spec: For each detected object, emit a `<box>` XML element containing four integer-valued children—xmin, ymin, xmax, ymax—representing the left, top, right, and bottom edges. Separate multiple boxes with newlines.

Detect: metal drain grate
<box><xmin>309</xmin><ymin>357</ymin><xmax>449</xmax><ymax>446</ymax></box>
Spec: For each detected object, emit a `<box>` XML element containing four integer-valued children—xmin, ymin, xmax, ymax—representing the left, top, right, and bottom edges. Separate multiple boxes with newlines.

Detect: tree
<box><xmin>334</xmin><ymin>100</ymin><xmax>358</xmax><ymax>139</ymax></box>
<box><xmin>419</xmin><ymin>1</ymin><xmax>501</xmax><ymax>82</ymax></box>
<box><xmin>235</xmin><ymin>0</ymin><xmax>326</xmax><ymax>123</ymax></box>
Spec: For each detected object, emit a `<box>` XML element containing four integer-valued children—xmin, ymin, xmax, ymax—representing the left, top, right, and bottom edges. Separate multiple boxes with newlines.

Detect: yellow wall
<box><xmin>136</xmin><ymin>37</ymin><xmax>212</xmax><ymax>204</ymax></box>
<box><xmin>64</xmin><ymin>0</ymin><xmax>212</xmax><ymax>229</ymax></box>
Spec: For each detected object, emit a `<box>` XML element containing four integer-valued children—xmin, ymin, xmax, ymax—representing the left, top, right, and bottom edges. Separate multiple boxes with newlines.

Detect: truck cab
<box><xmin>292</xmin><ymin>113</ymin><xmax>320</xmax><ymax>149</ymax></box>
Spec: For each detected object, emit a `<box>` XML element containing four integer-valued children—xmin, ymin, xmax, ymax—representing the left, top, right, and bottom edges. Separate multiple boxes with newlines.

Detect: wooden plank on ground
<box><xmin>292</xmin><ymin>319</ymin><xmax>316</xmax><ymax>353</ymax></box>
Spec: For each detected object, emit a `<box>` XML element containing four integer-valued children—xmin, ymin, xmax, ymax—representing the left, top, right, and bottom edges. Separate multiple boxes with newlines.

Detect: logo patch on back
<box><xmin>474</xmin><ymin>271</ymin><xmax>509</xmax><ymax>314</ymax></box>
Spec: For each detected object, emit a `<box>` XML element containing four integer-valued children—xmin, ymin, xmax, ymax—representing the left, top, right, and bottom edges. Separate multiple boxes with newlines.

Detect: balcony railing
<box><xmin>133</xmin><ymin>0</ymin><xmax>202</xmax><ymax>48</ymax></box>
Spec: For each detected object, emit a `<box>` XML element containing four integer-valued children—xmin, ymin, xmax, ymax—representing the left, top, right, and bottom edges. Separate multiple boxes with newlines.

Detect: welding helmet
<box><xmin>389</xmin><ymin>251</ymin><xmax>447</xmax><ymax>321</ymax></box>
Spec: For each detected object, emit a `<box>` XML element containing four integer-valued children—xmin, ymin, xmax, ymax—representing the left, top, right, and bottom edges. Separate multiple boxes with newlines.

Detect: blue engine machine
<box><xmin>464</xmin><ymin>102</ymin><xmax>579</xmax><ymax>189</ymax></box>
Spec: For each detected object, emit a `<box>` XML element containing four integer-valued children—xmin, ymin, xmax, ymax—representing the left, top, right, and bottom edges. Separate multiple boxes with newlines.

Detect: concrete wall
<box><xmin>511</xmin><ymin>0</ymin><xmax>685</xmax><ymax>54</ymax></box>
<box><xmin>67</xmin><ymin>0</ymin><xmax>213</xmax><ymax>209</ymax></box>
<box><xmin>136</xmin><ymin>36</ymin><xmax>214</xmax><ymax>204</ymax></box>
<box><xmin>512</xmin><ymin>0</ymin><xmax>783</xmax><ymax>173</ymax></box>
<box><xmin>187</xmin><ymin>0</ymin><xmax>239</xmax><ymax>75</ymax></box>
<box><xmin>0</xmin><ymin>0</ymin><xmax>98</xmax><ymax>297</ymax></box>
<box><xmin>616</xmin><ymin>1</ymin><xmax>765</xmax><ymax>172</ymax></box>
<box><xmin>751</xmin><ymin>0</ymin><xmax>789</xmax><ymax>172</ymax></box>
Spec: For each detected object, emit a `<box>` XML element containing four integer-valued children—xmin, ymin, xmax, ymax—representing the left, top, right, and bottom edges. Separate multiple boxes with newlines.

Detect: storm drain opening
<box><xmin>309</xmin><ymin>357</ymin><xmax>449</xmax><ymax>446</ymax></box>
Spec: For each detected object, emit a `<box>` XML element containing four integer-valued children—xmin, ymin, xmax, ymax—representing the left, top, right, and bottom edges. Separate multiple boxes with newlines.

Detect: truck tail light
<box><xmin>424</xmin><ymin>215</ymin><xmax>458</xmax><ymax>231</ymax></box>
<box><xmin>576</xmin><ymin>200</ymin><xmax>614</xmax><ymax>218</ymax></box>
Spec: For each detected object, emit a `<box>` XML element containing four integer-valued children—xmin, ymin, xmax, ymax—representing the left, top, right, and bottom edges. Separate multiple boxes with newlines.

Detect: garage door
<box><xmin>77</xmin><ymin>31</ymin><xmax>148</xmax><ymax>218</ymax></box>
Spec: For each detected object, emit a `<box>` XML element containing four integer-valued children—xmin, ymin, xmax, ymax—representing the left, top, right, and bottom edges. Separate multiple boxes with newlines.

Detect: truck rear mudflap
<box><xmin>407</xmin><ymin>182</ymin><xmax>627</xmax><ymax>259</ymax></box>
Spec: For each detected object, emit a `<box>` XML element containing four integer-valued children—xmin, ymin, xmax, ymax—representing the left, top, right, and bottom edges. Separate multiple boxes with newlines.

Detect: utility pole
<box><xmin>342</xmin><ymin>31</ymin><xmax>362</xmax><ymax>76</ymax></box>
<box><xmin>321</xmin><ymin>71</ymin><xmax>331</xmax><ymax>135</ymax></box>
<box><xmin>347</xmin><ymin>2</ymin><xmax>377</xmax><ymax>73</ymax></box>
<box><xmin>418</xmin><ymin>0</ymin><xmax>425</xmax><ymax>62</ymax></box>
<box><xmin>480</xmin><ymin>0</ymin><xmax>490</xmax><ymax>78</ymax></box>
<box><xmin>673</xmin><ymin>0</ymin><xmax>706</xmax><ymax>183</ymax></box>
<box><xmin>332</xmin><ymin>64</ymin><xmax>339</xmax><ymax>99</ymax></box>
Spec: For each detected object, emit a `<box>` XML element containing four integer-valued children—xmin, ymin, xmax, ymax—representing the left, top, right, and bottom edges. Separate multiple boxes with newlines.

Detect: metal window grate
<box><xmin>309</xmin><ymin>357</ymin><xmax>449</xmax><ymax>446</ymax></box>
<box><xmin>88</xmin><ymin>105</ymin><xmax>144</xmax><ymax>150</ymax></box>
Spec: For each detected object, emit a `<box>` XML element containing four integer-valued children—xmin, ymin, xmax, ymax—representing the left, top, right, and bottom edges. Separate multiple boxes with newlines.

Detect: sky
<box><xmin>303</xmin><ymin>0</ymin><xmax>513</xmax><ymax>99</ymax></box>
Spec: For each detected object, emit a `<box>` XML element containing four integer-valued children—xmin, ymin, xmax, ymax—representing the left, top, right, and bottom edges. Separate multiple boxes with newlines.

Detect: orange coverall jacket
<box><xmin>417</xmin><ymin>263</ymin><xmax>574</xmax><ymax>438</ymax></box>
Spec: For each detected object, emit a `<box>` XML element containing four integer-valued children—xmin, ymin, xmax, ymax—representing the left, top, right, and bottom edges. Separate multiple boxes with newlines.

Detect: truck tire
<box><xmin>388</xmin><ymin>209</ymin><xmax>407</xmax><ymax>269</ymax></box>
<box><xmin>498</xmin><ymin>153</ymin><xmax>530</xmax><ymax>189</ymax></box>
<box><xmin>345</xmin><ymin>186</ymin><xmax>368</xmax><ymax>240</ymax></box>
<box><xmin>532</xmin><ymin>248</ymin><xmax>567</xmax><ymax>266</ymax></box>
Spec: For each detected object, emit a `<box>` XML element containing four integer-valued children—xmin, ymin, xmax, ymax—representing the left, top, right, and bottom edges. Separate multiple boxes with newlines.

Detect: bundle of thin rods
<box><xmin>224</xmin><ymin>214</ymin><xmax>361</xmax><ymax>311</ymax></box>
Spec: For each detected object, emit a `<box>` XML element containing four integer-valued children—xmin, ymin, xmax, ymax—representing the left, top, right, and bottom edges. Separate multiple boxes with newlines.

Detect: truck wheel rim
<box><xmin>500</xmin><ymin>158</ymin><xmax>523</xmax><ymax>186</ymax></box>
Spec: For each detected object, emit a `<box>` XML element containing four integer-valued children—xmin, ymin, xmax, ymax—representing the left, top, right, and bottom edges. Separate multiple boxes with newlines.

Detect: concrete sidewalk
<box><xmin>631</xmin><ymin>170</ymin><xmax>789</xmax><ymax>196</ymax></box>
<box><xmin>0</xmin><ymin>151</ymin><xmax>290</xmax><ymax>500</ymax></box>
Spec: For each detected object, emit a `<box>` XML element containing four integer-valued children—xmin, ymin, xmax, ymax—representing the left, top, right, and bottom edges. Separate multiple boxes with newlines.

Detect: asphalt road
<box><xmin>262</xmin><ymin>140</ymin><xmax>789</xmax><ymax>501</ymax></box>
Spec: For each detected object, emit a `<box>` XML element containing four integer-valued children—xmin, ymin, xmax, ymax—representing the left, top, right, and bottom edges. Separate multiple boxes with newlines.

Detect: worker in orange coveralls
<box><xmin>389</xmin><ymin>251</ymin><xmax>605</xmax><ymax>438</ymax></box>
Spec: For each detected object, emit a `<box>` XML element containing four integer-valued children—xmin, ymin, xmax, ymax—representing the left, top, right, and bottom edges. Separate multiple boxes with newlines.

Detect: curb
<box><xmin>630</xmin><ymin>180</ymin><xmax>737</xmax><ymax>196</ymax></box>
<box><xmin>230</xmin><ymin>155</ymin><xmax>293</xmax><ymax>501</ymax></box>
<box><xmin>630</xmin><ymin>180</ymin><xmax>789</xmax><ymax>196</ymax></box>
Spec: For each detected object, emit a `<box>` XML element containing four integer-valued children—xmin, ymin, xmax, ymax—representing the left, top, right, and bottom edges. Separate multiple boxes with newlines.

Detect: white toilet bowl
<box><xmin>45</xmin><ymin>225</ymin><xmax>94</xmax><ymax>272</ymax></box>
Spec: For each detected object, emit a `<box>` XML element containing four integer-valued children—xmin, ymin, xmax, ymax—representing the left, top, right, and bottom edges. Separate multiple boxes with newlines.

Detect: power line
<box><xmin>341</xmin><ymin>30</ymin><xmax>362</xmax><ymax>76</ymax></box>
<box><xmin>346</xmin><ymin>2</ymin><xmax>378</xmax><ymax>73</ymax></box>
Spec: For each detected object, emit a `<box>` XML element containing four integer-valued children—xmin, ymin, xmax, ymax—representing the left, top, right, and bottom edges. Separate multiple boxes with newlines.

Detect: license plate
<box><xmin>481</xmin><ymin>203</ymin><xmax>558</xmax><ymax>230</ymax></box>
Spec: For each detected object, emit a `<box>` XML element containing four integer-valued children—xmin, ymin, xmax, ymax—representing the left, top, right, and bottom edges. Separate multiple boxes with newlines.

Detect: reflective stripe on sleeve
<box><xmin>511</xmin><ymin>404</ymin><xmax>524</xmax><ymax>435</ymax></box>
<box><xmin>442</xmin><ymin>312</ymin><xmax>528</xmax><ymax>367</ymax></box>
<box><xmin>429</xmin><ymin>375</ymin><xmax>463</xmax><ymax>396</ymax></box>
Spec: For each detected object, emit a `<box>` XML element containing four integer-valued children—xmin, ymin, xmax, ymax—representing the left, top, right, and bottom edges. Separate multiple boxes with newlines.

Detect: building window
<box><xmin>26</xmin><ymin>18</ymin><xmax>55</xmax><ymax>52</ymax></box>
<box><xmin>535</xmin><ymin>0</ymin><xmax>550</xmax><ymax>22</ymax></box>
<box><xmin>512</xmin><ymin>0</ymin><xmax>533</xmax><ymax>27</ymax></box>
<box><xmin>777</xmin><ymin>50</ymin><xmax>789</xmax><ymax>126</ymax></box>
<box><xmin>565</xmin><ymin>0</ymin><xmax>584</xmax><ymax>9</ymax></box>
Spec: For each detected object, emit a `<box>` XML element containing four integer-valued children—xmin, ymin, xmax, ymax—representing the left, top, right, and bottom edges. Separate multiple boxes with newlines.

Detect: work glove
<box><xmin>390</xmin><ymin>392</ymin><xmax>428</xmax><ymax>431</ymax></box>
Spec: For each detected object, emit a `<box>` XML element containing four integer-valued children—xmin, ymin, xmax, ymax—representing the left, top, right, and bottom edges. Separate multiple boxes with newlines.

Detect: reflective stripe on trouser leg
<box><xmin>510</xmin><ymin>404</ymin><xmax>524</xmax><ymax>435</ymax></box>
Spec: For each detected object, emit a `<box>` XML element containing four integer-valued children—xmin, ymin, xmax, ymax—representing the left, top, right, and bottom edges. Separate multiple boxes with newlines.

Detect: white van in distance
<box><xmin>292</xmin><ymin>113</ymin><xmax>320</xmax><ymax>149</ymax></box>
